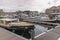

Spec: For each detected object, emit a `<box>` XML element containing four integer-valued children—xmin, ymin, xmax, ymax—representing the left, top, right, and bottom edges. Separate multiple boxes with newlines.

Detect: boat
<box><xmin>0</xmin><ymin>18</ymin><xmax>35</xmax><ymax>39</ymax></box>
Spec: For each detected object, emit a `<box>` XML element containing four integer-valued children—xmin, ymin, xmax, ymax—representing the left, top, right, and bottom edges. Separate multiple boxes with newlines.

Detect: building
<box><xmin>45</xmin><ymin>6</ymin><xmax>60</xmax><ymax>20</ymax></box>
<box><xmin>23</xmin><ymin>11</ymin><xmax>39</xmax><ymax>17</ymax></box>
<box><xmin>45</xmin><ymin>6</ymin><xmax>60</xmax><ymax>14</ymax></box>
<box><xmin>49</xmin><ymin>13</ymin><xmax>60</xmax><ymax>20</ymax></box>
<box><xmin>23</xmin><ymin>10</ymin><xmax>33</xmax><ymax>17</ymax></box>
<box><xmin>16</xmin><ymin>10</ymin><xmax>39</xmax><ymax>17</ymax></box>
<box><xmin>0</xmin><ymin>9</ymin><xmax>3</xmax><ymax>14</ymax></box>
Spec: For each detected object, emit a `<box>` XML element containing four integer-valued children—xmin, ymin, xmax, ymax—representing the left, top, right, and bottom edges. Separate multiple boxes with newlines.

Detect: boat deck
<box><xmin>0</xmin><ymin>22</ymin><xmax>34</xmax><ymax>28</ymax></box>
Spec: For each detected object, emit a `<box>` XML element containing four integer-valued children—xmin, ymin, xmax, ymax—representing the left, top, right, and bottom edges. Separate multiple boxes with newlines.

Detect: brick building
<box><xmin>45</xmin><ymin>6</ymin><xmax>60</xmax><ymax>20</ymax></box>
<box><xmin>46</xmin><ymin>6</ymin><xmax>60</xmax><ymax>14</ymax></box>
<box><xmin>0</xmin><ymin>9</ymin><xmax>3</xmax><ymax>13</ymax></box>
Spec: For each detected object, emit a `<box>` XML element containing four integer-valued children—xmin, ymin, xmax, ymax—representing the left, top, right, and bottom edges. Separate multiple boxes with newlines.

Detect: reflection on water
<box><xmin>34</xmin><ymin>24</ymin><xmax>48</xmax><ymax>36</ymax></box>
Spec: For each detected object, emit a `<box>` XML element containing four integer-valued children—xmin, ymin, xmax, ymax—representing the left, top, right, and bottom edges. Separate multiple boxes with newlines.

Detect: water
<box><xmin>6</xmin><ymin>24</ymin><xmax>53</xmax><ymax>39</ymax></box>
<box><xmin>34</xmin><ymin>24</ymin><xmax>48</xmax><ymax>36</ymax></box>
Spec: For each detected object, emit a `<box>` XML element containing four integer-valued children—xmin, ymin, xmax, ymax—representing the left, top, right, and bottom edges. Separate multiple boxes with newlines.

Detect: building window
<box><xmin>57</xmin><ymin>10</ymin><xmax>59</xmax><ymax>13</ymax></box>
<box><xmin>53</xmin><ymin>10</ymin><xmax>55</xmax><ymax>12</ymax></box>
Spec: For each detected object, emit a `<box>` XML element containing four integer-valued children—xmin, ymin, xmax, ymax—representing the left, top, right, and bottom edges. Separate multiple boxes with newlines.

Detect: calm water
<box><xmin>34</xmin><ymin>24</ymin><xmax>48</xmax><ymax>36</ymax></box>
<box><xmin>7</xmin><ymin>24</ymin><xmax>53</xmax><ymax>39</ymax></box>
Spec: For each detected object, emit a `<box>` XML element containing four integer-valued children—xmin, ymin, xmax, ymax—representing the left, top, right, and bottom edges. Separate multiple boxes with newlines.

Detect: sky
<box><xmin>0</xmin><ymin>0</ymin><xmax>60</xmax><ymax>12</ymax></box>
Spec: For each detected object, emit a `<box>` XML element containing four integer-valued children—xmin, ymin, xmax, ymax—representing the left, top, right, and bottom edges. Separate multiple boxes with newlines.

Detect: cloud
<box><xmin>0</xmin><ymin>0</ymin><xmax>60</xmax><ymax>12</ymax></box>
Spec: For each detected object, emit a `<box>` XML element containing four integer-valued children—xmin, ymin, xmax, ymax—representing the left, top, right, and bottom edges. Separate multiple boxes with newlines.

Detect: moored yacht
<box><xmin>0</xmin><ymin>17</ymin><xmax>35</xmax><ymax>39</ymax></box>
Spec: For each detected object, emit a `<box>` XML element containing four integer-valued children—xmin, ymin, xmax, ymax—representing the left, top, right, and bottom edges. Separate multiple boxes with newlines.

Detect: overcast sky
<box><xmin>0</xmin><ymin>0</ymin><xmax>60</xmax><ymax>12</ymax></box>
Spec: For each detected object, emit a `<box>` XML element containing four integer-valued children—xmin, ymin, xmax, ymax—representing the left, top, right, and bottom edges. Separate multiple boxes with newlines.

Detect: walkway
<box><xmin>0</xmin><ymin>27</ymin><xmax>27</xmax><ymax>40</ymax></box>
<box><xmin>35</xmin><ymin>25</ymin><xmax>60</xmax><ymax>40</ymax></box>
